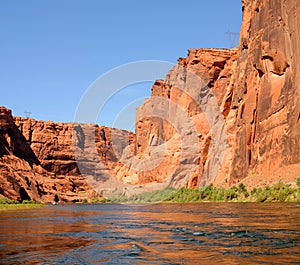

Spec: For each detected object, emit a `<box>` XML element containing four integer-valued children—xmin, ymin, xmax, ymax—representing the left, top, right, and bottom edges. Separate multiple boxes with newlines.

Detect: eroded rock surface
<box><xmin>1</xmin><ymin>0</ymin><xmax>300</xmax><ymax>200</ymax></box>
<box><xmin>0</xmin><ymin>107</ymin><xmax>135</xmax><ymax>202</ymax></box>
<box><xmin>221</xmin><ymin>0</ymin><xmax>300</xmax><ymax>185</ymax></box>
<box><xmin>120</xmin><ymin>0</ymin><xmax>300</xmax><ymax>188</ymax></box>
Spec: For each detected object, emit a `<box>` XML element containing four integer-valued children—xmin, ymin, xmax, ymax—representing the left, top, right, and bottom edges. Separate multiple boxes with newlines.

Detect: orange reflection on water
<box><xmin>0</xmin><ymin>203</ymin><xmax>299</xmax><ymax>264</ymax></box>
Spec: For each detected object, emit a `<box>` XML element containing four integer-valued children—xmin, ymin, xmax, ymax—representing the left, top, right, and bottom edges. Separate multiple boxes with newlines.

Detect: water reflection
<box><xmin>0</xmin><ymin>203</ymin><xmax>299</xmax><ymax>264</ymax></box>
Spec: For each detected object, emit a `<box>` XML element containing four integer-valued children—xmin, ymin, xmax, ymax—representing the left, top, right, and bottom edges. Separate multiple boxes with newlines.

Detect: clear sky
<box><xmin>0</xmin><ymin>0</ymin><xmax>242</xmax><ymax>131</ymax></box>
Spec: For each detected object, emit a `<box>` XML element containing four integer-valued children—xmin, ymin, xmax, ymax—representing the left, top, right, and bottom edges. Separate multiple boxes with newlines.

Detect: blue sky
<box><xmin>0</xmin><ymin>0</ymin><xmax>242</xmax><ymax>131</ymax></box>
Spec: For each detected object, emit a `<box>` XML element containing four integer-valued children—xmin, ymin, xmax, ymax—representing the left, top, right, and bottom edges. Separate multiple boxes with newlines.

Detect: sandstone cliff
<box><xmin>1</xmin><ymin>0</ymin><xmax>299</xmax><ymax>201</ymax></box>
<box><xmin>0</xmin><ymin>106</ymin><xmax>135</xmax><ymax>202</ymax></box>
<box><xmin>223</xmin><ymin>0</ymin><xmax>300</xmax><ymax>187</ymax></box>
<box><xmin>123</xmin><ymin>48</ymin><xmax>238</xmax><ymax>189</ymax></box>
<box><xmin>120</xmin><ymin>0</ymin><xmax>300</xmax><ymax>189</ymax></box>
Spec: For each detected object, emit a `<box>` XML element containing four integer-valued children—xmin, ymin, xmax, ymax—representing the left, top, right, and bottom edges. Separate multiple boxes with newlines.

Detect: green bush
<box><xmin>224</xmin><ymin>187</ymin><xmax>238</xmax><ymax>201</ymax></box>
<box><xmin>297</xmin><ymin>178</ymin><xmax>300</xmax><ymax>188</ymax></box>
<box><xmin>22</xmin><ymin>200</ymin><xmax>37</xmax><ymax>204</ymax></box>
<box><xmin>106</xmin><ymin>180</ymin><xmax>300</xmax><ymax>203</ymax></box>
<box><xmin>0</xmin><ymin>198</ymin><xmax>42</xmax><ymax>205</ymax></box>
<box><xmin>0</xmin><ymin>198</ymin><xmax>19</xmax><ymax>204</ymax></box>
<box><xmin>238</xmin><ymin>183</ymin><xmax>249</xmax><ymax>198</ymax></box>
<box><xmin>238</xmin><ymin>183</ymin><xmax>246</xmax><ymax>193</ymax></box>
<box><xmin>244</xmin><ymin>191</ymin><xmax>250</xmax><ymax>198</ymax></box>
<box><xmin>118</xmin><ymin>187</ymin><xmax>178</xmax><ymax>203</ymax></box>
<box><xmin>81</xmin><ymin>198</ymin><xmax>88</xmax><ymax>203</ymax></box>
<box><xmin>249</xmin><ymin>182</ymin><xmax>297</xmax><ymax>202</ymax></box>
<box><xmin>251</xmin><ymin>188</ymin><xmax>257</xmax><ymax>196</ymax></box>
<box><xmin>91</xmin><ymin>198</ymin><xmax>100</xmax><ymax>203</ymax></box>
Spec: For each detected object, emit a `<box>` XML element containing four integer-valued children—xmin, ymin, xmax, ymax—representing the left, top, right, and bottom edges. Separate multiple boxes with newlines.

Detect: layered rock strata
<box><xmin>122</xmin><ymin>0</ymin><xmax>300</xmax><ymax>188</ymax></box>
<box><xmin>1</xmin><ymin>0</ymin><xmax>300</xmax><ymax>201</ymax></box>
<box><xmin>0</xmin><ymin>106</ymin><xmax>135</xmax><ymax>202</ymax></box>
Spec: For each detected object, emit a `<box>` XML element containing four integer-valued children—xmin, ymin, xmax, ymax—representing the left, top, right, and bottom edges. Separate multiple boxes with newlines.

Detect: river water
<box><xmin>0</xmin><ymin>203</ymin><xmax>299</xmax><ymax>264</ymax></box>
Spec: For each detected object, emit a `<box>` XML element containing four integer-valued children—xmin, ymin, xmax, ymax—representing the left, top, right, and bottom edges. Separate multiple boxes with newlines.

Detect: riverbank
<box><xmin>0</xmin><ymin>198</ymin><xmax>44</xmax><ymax>211</ymax></box>
<box><xmin>2</xmin><ymin>179</ymin><xmax>299</xmax><ymax>206</ymax></box>
<box><xmin>108</xmin><ymin>180</ymin><xmax>300</xmax><ymax>204</ymax></box>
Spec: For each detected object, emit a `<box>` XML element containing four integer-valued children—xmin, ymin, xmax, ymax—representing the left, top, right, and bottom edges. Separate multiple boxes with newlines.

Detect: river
<box><xmin>0</xmin><ymin>203</ymin><xmax>299</xmax><ymax>264</ymax></box>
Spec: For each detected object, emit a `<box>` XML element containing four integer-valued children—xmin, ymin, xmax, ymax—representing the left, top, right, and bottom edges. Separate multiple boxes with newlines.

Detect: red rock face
<box><xmin>0</xmin><ymin>111</ymin><xmax>93</xmax><ymax>202</ymax></box>
<box><xmin>125</xmin><ymin>0</ymin><xmax>300</xmax><ymax>188</ymax></box>
<box><xmin>131</xmin><ymin>49</ymin><xmax>238</xmax><ymax>188</ymax></box>
<box><xmin>1</xmin><ymin>0</ymin><xmax>300</xmax><ymax>200</ymax></box>
<box><xmin>221</xmin><ymin>0</ymin><xmax>300</xmax><ymax>186</ymax></box>
<box><xmin>0</xmin><ymin>109</ymin><xmax>135</xmax><ymax>202</ymax></box>
<box><xmin>0</xmin><ymin>107</ymin><xmax>13</xmax><ymax>131</ymax></box>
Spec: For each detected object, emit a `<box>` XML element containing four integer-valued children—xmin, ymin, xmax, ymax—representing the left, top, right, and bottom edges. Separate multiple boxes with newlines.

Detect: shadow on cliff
<box><xmin>0</xmin><ymin>132</ymin><xmax>9</xmax><ymax>157</ymax></box>
<box><xmin>0</xmin><ymin>124</ymin><xmax>40</xmax><ymax>167</ymax></box>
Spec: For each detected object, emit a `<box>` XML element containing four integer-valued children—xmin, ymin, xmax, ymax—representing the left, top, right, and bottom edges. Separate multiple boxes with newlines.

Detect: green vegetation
<box><xmin>90</xmin><ymin>197</ymin><xmax>110</xmax><ymax>203</ymax></box>
<box><xmin>0</xmin><ymin>198</ymin><xmax>19</xmax><ymax>205</ymax></box>
<box><xmin>91</xmin><ymin>198</ymin><xmax>100</xmax><ymax>203</ymax></box>
<box><xmin>81</xmin><ymin>198</ymin><xmax>88</xmax><ymax>203</ymax></box>
<box><xmin>0</xmin><ymin>198</ymin><xmax>43</xmax><ymax>211</ymax></box>
<box><xmin>78</xmin><ymin>197</ymin><xmax>109</xmax><ymax>203</ymax></box>
<box><xmin>297</xmin><ymin>177</ymin><xmax>300</xmax><ymax>189</ymax></box>
<box><xmin>250</xmin><ymin>182</ymin><xmax>298</xmax><ymax>202</ymax></box>
<box><xmin>2</xmin><ymin>178</ymin><xmax>299</xmax><ymax>207</ymax></box>
<box><xmin>107</xmin><ymin>179</ymin><xmax>300</xmax><ymax>204</ymax></box>
<box><xmin>168</xmin><ymin>182</ymin><xmax>299</xmax><ymax>203</ymax></box>
<box><xmin>108</xmin><ymin>187</ymin><xmax>178</xmax><ymax>204</ymax></box>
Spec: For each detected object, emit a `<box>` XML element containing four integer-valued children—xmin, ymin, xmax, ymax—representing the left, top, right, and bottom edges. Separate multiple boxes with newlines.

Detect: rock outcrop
<box><xmin>121</xmin><ymin>48</ymin><xmax>238</xmax><ymax>188</ymax></box>
<box><xmin>223</xmin><ymin>0</ymin><xmax>300</xmax><ymax>186</ymax></box>
<box><xmin>0</xmin><ymin>107</ymin><xmax>135</xmax><ymax>202</ymax></box>
<box><xmin>119</xmin><ymin>0</ymin><xmax>300</xmax><ymax>188</ymax></box>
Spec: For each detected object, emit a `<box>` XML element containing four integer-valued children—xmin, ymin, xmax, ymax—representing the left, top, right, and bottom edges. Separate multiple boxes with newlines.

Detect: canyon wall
<box><xmin>1</xmin><ymin>0</ymin><xmax>300</xmax><ymax>201</ymax></box>
<box><xmin>0</xmin><ymin>106</ymin><xmax>134</xmax><ymax>202</ymax></box>
<box><xmin>129</xmin><ymin>48</ymin><xmax>238</xmax><ymax>188</ymax></box>
<box><xmin>219</xmin><ymin>0</ymin><xmax>300</xmax><ymax>186</ymax></box>
<box><xmin>126</xmin><ymin>0</ymin><xmax>300</xmax><ymax>188</ymax></box>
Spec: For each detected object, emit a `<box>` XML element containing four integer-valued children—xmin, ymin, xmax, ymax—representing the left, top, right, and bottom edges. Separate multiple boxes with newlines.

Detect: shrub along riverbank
<box><xmin>0</xmin><ymin>198</ymin><xmax>43</xmax><ymax>211</ymax></box>
<box><xmin>108</xmin><ymin>179</ymin><xmax>300</xmax><ymax>204</ymax></box>
<box><xmin>2</xmin><ymin>179</ymin><xmax>299</xmax><ymax>206</ymax></box>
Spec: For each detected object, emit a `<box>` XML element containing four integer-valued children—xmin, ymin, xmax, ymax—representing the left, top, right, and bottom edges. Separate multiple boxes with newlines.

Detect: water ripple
<box><xmin>0</xmin><ymin>203</ymin><xmax>300</xmax><ymax>264</ymax></box>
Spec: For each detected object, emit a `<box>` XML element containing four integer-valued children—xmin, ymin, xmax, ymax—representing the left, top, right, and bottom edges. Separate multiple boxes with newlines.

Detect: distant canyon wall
<box><xmin>0</xmin><ymin>106</ymin><xmax>134</xmax><ymax>202</ymax></box>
